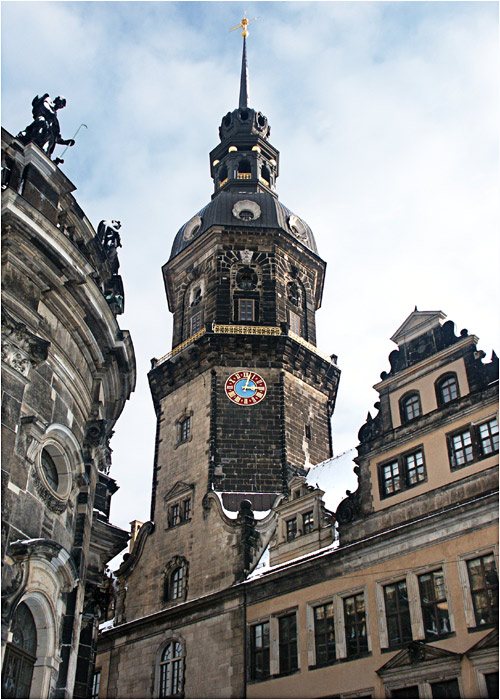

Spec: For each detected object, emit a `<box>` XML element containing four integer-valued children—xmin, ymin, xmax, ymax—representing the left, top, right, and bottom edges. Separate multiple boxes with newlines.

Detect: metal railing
<box><xmin>212</xmin><ymin>324</ymin><xmax>281</xmax><ymax>336</ymax></box>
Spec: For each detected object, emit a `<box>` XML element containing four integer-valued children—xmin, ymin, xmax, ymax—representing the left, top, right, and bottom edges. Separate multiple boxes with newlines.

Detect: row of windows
<box><xmin>378</xmin><ymin>416</ymin><xmax>498</xmax><ymax>498</ymax></box>
<box><xmin>248</xmin><ymin>553</ymin><xmax>498</xmax><ymax>682</ymax></box>
<box><xmin>286</xmin><ymin>510</ymin><xmax>315</xmax><ymax>540</ymax></box>
<box><xmin>398</xmin><ymin>373</ymin><xmax>465</xmax><ymax>426</ymax></box>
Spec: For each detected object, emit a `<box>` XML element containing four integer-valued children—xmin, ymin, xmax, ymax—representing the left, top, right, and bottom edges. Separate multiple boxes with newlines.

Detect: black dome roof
<box><xmin>169</xmin><ymin>191</ymin><xmax>318</xmax><ymax>260</ymax></box>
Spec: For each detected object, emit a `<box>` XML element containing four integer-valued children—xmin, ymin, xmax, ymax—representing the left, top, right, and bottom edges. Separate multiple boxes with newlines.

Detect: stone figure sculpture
<box><xmin>17</xmin><ymin>95</ymin><xmax>75</xmax><ymax>159</ymax></box>
<box><xmin>97</xmin><ymin>220</ymin><xmax>122</xmax><ymax>276</ymax></box>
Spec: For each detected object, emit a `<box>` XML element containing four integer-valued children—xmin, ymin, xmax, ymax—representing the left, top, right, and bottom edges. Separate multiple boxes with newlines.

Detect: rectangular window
<box><xmin>180</xmin><ymin>416</ymin><xmax>191</xmax><ymax>443</ymax></box>
<box><xmin>278</xmin><ymin>613</ymin><xmax>298</xmax><ymax>674</ymax></box>
<box><xmin>303</xmin><ymin>511</ymin><xmax>314</xmax><ymax>535</ymax></box>
<box><xmin>289</xmin><ymin>311</ymin><xmax>301</xmax><ymax>336</ymax></box>
<box><xmin>238</xmin><ymin>299</ymin><xmax>255</xmax><ymax>322</ymax></box>
<box><xmin>380</xmin><ymin>460</ymin><xmax>402</xmax><ymax>497</ymax></box>
<box><xmin>171</xmin><ymin>504</ymin><xmax>180</xmax><ymax>527</ymax></box>
<box><xmin>249</xmin><ymin>622</ymin><xmax>270</xmax><ymax>681</ymax></box>
<box><xmin>404</xmin><ymin>450</ymin><xmax>425</xmax><ymax>486</ymax></box>
<box><xmin>466</xmin><ymin>553</ymin><xmax>499</xmax><ymax>626</ymax></box>
<box><xmin>183</xmin><ymin>498</ymin><xmax>191</xmax><ymax>521</ymax></box>
<box><xmin>384</xmin><ymin>580</ymin><xmax>412</xmax><ymax>648</ymax></box>
<box><xmin>449</xmin><ymin>429</ymin><xmax>474</xmax><ymax>469</ymax></box>
<box><xmin>91</xmin><ymin>670</ymin><xmax>101</xmax><ymax>699</ymax></box>
<box><xmin>313</xmin><ymin>602</ymin><xmax>336</xmax><ymax>666</ymax></box>
<box><xmin>418</xmin><ymin>570</ymin><xmax>451</xmax><ymax>639</ymax></box>
<box><xmin>485</xmin><ymin>672</ymin><xmax>499</xmax><ymax>699</ymax></box>
<box><xmin>305</xmin><ymin>424</ymin><xmax>311</xmax><ymax>440</ymax></box>
<box><xmin>344</xmin><ymin>593</ymin><xmax>368</xmax><ymax>657</ymax></box>
<box><xmin>286</xmin><ymin>518</ymin><xmax>297</xmax><ymax>541</ymax></box>
<box><xmin>191</xmin><ymin>312</ymin><xmax>201</xmax><ymax>335</ymax></box>
<box><xmin>430</xmin><ymin>678</ymin><xmax>460</xmax><ymax>698</ymax></box>
<box><xmin>478</xmin><ymin>417</ymin><xmax>499</xmax><ymax>456</ymax></box>
<box><xmin>379</xmin><ymin>449</ymin><xmax>426</xmax><ymax>498</ymax></box>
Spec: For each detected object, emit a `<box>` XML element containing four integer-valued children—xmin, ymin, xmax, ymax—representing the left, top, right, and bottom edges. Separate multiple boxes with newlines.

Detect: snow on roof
<box><xmin>306</xmin><ymin>448</ymin><xmax>358</xmax><ymax>512</ymax></box>
<box><xmin>213</xmin><ymin>492</ymin><xmax>271</xmax><ymax>520</ymax></box>
<box><xmin>99</xmin><ymin>619</ymin><xmax>115</xmax><ymax>632</ymax></box>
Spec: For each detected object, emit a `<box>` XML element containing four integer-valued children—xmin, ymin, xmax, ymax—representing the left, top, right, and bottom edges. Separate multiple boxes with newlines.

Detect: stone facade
<box><xmin>1</xmin><ymin>126</ymin><xmax>136</xmax><ymax>698</ymax></box>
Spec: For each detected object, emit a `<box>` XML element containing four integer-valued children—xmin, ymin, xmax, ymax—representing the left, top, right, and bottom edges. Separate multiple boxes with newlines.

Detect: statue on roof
<box><xmin>17</xmin><ymin>94</ymin><xmax>75</xmax><ymax>160</ymax></box>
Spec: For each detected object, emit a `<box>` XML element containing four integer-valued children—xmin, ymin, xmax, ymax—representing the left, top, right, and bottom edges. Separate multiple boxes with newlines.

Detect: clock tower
<box><xmin>114</xmin><ymin>34</ymin><xmax>340</xmax><ymax>626</ymax></box>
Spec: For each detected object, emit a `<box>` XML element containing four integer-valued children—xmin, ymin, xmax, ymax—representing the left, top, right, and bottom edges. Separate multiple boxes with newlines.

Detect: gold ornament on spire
<box><xmin>229</xmin><ymin>14</ymin><xmax>257</xmax><ymax>38</ymax></box>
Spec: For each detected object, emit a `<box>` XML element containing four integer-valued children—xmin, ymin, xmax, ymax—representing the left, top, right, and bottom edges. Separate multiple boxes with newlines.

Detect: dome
<box><xmin>169</xmin><ymin>191</ymin><xmax>318</xmax><ymax>260</ymax></box>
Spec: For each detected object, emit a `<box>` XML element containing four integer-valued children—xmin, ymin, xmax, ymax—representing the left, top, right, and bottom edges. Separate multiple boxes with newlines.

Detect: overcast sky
<box><xmin>2</xmin><ymin>1</ymin><xmax>498</xmax><ymax>535</ymax></box>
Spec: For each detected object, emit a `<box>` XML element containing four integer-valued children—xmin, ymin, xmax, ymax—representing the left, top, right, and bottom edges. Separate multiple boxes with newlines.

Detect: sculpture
<box><xmin>17</xmin><ymin>95</ymin><xmax>75</xmax><ymax>160</ymax></box>
<box><xmin>97</xmin><ymin>220</ymin><xmax>122</xmax><ymax>275</ymax></box>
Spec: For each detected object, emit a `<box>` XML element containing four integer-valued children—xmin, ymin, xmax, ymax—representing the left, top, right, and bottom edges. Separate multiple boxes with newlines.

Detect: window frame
<box><xmin>457</xmin><ymin>546</ymin><xmax>499</xmax><ymax>630</ymax></box>
<box><xmin>286</xmin><ymin>517</ymin><xmax>298</xmax><ymax>541</ymax></box>
<box><xmin>447</xmin><ymin>416</ymin><xmax>499</xmax><ymax>471</ymax></box>
<box><xmin>312</xmin><ymin>601</ymin><xmax>336</xmax><ymax>668</ymax></box>
<box><xmin>156</xmin><ymin>638</ymin><xmax>184</xmax><ymax>698</ymax></box>
<box><xmin>378</xmin><ymin>447</ymin><xmax>427</xmax><ymax>499</ymax></box>
<box><xmin>399</xmin><ymin>391</ymin><xmax>422</xmax><ymax>425</ymax></box>
<box><xmin>277</xmin><ymin>612</ymin><xmax>299</xmax><ymax>676</ymax></box>
<box><xmin>249</xmin><ymin>620</ymin><xmax>271</xmax><ymax>682</ymax></box>
<box><xmin>382</xmin><ymin>579</ymin><xmax>413</xmax><ymax>650</ymax></box>
<box><xmin>190</xmin><ymin>311</ymin><xmax>202</xmax><ymax>336</ymax></box>
<box><xmin>302</xmin><ymin>511</ymin><xmax>314</xmax><ymax>535</ymax></box>
<box><xmin>435</xmin><ymin>372</ymin><xmax>460</xmax><ymax>407</ymax></box>
<box><xmin>417</xmin><ymin>568</ymin><xmax>453</xmax><ymax>641</ymax></box>
<box><xmin>289</xmin><ymin>310</ymin><xmax>301</xmax><ymax>336</ymax></box>
<box><xmin>343</xmin><ymin>591</ymin><xmax>369</xmax><ymax>658</ymax></box>
<box><xmin>238</xmin><ymin>298</ymin><xmax>255</xmax><ymax>322</ymax></box>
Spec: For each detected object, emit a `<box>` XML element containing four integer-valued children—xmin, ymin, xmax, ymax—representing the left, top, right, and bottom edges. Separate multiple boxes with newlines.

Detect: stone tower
<box><xmin>100</xmin><ymin>37</ymin><xmax>340</xmax><ymax>698</ymax></box>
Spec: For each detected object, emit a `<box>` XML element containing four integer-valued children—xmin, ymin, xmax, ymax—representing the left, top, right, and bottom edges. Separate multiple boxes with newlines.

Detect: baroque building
<box><xmin>96</xmin><ymin>32</ymin><xmax>498</xmax><ymax>700</ymax></box>
<box><xmin>1</xmin><ymin>112</ymin><xmax>136</xmax><ymax>699</ymax></box>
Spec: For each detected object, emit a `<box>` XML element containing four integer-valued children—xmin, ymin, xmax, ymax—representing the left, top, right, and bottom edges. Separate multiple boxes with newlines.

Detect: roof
<box><xmin>169</xmin><ymin>191</ymin><xmax>318</xmax><ymax>259</ymax></box>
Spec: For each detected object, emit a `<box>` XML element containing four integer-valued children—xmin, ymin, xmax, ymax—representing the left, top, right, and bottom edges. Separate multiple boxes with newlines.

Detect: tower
<box><xmin>99</xmin><ymin>31</ymin><xmax>339</xmax><ymax>699</ymax></box>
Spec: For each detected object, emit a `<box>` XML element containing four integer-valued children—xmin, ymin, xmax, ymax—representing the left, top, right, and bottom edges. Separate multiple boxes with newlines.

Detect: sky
<box><xmin>2</xmin><ymin>1</ymin><xmax>499</xmax><ymax>538</ymax></box>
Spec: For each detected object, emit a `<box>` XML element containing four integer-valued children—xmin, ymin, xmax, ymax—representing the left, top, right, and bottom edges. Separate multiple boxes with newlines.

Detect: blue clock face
<box><xmin>234</xmin><ymin>378</ymin><xmax>257</xmax><ymax>397</ymax></box>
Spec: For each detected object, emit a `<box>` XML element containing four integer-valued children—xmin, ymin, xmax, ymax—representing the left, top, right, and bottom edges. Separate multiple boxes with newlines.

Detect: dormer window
<box><xmin>435</xmin><ymin>373</ymin><xmax>460</xmax><ymax>406</ymax></box>
<box><xmin>286</xmin><ymin>518</ymin><xmax>297</xmax><ymax>541</ymax></box>
<box><xmin>399</xmin><ymin>392</ymin><xmax>421</xmax><ymax>424</ymax></box>
<box><xmin>303</xmin><ymin>511</ymin><xmax>314</xmax><ymax>534</ymax></box>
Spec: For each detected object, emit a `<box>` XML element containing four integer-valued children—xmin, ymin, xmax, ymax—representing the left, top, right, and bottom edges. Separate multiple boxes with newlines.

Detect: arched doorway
<box><xmin>2</xmin><ymin>602</ymin><xmax>37</xmax><ymax>698</ymax></box>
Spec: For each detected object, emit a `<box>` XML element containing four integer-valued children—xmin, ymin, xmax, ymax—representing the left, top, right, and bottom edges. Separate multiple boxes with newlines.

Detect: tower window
<box><xmin>260</xmin><ymin>164</ymin><xmax>271</xmax><ymax>187</ymax></box>
<box><xmin>238</xmin><ymin>299</ymin><xmax>255</xmax><ymax>322</ymax></box>
<box><xmin>170</xmin><ymin>567</ymin><xmax>184</xmax><ymax>600</ymax></box>
<box><xmin>237</xmin><ymin>160</ymin><xmax>252</xmax><ymax>179</ymax></box>
<box><xmin>191</xmin><ymin>312</ymin><xmax>201</xmax><ymax>335</ymax></box>
<box><xmin>305</xmin><ymin>424</ymin><xmax>311</xmax><ymax>440</ymax></box>
<box><xmin>219</xmin><ymin>166</ymin><xmax>228</xmax><ymax>187</ymax></box>
<box><xmin>289</xmin><ymin>311</ymin><xmax>301</xmax><ymax>336</ymax></box>
<box><xmin>239</xmin><ymin>209</ymin><xmax>254</xmax><ymax>220</ymax></box>
<box><xmin>180</xmin><ymin>417</ymin><xmax>191</xmax><ymax>443</ymax></box>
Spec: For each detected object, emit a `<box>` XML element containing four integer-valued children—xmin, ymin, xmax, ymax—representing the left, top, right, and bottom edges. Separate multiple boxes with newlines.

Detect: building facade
<box><xmin>96</xmin><ymin>38</ymin><xmax>498</xmax><ymax>700</ymax></box>
<box><xmin>1</xmin><ymin>119</ymin><xmax>136</xmax><ymax>699</ymax></box>
<box><xmin>244</xmin><ymin>310</ymin><xmax>498</xmax><ymax>699</ymax></box>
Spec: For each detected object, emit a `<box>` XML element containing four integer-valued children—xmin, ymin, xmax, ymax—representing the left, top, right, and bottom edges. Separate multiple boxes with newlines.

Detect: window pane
<box><xmin>392</xmin><ymin>687</ymin><xmax>421</xmax><ymax>699</ymax></box>
<box><xmin>485</xmin><ymin>672</ymin><xmax>499</xmax><ymax>699</ymax></box>
<box><xmin>418</xmin><ymin>570</ymin><xmax>450</xmax><ymax>639</ymax></box>
<box><xmin>430</xmin><ymin>678</ymin><xmax>460</xmax><ymax>699</ymax></box>
<box><xmin>479</xmin><ymin>418</ymin><xmax>499</xmax><ymax>455</ymax></box>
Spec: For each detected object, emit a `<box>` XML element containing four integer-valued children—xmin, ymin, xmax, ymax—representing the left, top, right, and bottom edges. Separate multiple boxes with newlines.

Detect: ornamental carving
<box><xmin>1</xmin><ymin>310</ymin><xmax>49</xmax><ymax>377</ymax></box>
<box><xmin>31</xmin><ymin>465</ymin><xmax>67</xmax><ymax>514</ymax></box>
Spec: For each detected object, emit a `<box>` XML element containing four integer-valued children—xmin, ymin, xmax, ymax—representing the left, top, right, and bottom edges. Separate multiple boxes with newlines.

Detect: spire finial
<box><xmin>230</xmin><ymin>15</ymin><xmax>258</xmax><ymax>109</ymax></box>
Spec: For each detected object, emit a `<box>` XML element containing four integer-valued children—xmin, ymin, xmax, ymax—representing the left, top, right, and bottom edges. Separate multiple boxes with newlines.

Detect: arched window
<box><xmin>435</xmin><ymin>373</ymin><xmax>460</xmax><ymax>406</ymax></box>
<box><xmin>170</xmin><ymin>567</ymin><xmax>184</xmax><ymax>600</ymax></box>
<box><xmin>159</xmin><ymin>640</ymin><xmax>184</xmax><ymax>698</ymax></box>
<box><xmin>237</xmin><ymin>160</ymin><xmax>251</xmax><ymax>179</ymax></box>
<box><xmin>399</xmin><ymin>392</ymin><xmax>422</xmax><ymax>424</ymax></box>
<box><xmin>163</xmin><ymin>557</ymin><xmax>188</xmax><ymax>604</ymax></box>
<box><xmin>1</xmin><ymin>603</ymin><xmax>37</xmax><ymax>698</ymax></box>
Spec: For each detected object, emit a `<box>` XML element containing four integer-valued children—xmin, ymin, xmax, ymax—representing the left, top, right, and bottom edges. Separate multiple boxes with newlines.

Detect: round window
<box><xmin>41</xmin><ymin>449</ymin><xmax>59</xmax><ymax>491</ymax></box>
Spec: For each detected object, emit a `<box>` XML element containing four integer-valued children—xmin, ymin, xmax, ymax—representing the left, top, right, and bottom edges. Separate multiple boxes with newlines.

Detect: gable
<box><xmin>391</xmin><ymin>310</ymin><xmax>446</xmax><ymax>346</ymax></box>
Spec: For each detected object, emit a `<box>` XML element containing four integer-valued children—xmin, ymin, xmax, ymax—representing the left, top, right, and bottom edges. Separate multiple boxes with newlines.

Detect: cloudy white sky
<box><xmin>2</xmin><ymin>1</ymin><xmax>498</xmax><ymax>535</ymax></box>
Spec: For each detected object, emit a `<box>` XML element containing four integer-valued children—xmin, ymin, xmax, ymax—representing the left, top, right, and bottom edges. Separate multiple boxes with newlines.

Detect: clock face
<box><xmin>225</xmin><ymin>371</ymin><xmax>267</xmax><ymax>406</ymax></box>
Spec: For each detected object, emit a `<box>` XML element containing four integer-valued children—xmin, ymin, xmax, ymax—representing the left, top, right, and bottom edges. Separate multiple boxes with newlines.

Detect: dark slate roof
<box><xmin>169</xmin><ymin>191</ymin><xmax>318</xmax><ymax>259</ymax></box>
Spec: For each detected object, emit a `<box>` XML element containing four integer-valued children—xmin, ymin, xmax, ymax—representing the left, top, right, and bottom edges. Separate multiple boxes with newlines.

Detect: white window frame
<box><xmin>305</xmin><ymin>596</ymin><xmax>335</xmax><ymax>668</ymax></box>
<box><xmin>457</xmin><ymin>545</ymin><xmax>499</xmax><ymax>629</ymax></box>
<box><xmin>375</xmin><ymin>574</ymin><xmax>414</xmax><ymax>651</ymax></box>
<box><xmin>334</xmin><ymin>586</ymin><xmax>372</xmax><ymax>660</ymax></box>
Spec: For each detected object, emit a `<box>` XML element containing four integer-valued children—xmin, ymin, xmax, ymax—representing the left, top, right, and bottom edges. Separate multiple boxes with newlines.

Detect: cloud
<box><xmin>2</xmin><ymin>1</ymin><xmax>498</xmax><ymax>531</ymax></box>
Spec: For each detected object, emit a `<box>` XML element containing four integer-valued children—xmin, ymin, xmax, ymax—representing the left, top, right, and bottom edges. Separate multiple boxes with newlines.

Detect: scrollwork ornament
<box><xmin>31</xmin><ymin>465</ymin><xmax>67</xmax><ymax>514</ymax></box>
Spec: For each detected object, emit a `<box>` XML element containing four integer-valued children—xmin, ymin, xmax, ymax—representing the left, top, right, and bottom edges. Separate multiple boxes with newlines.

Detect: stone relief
<box><xmin>1</xmin><ymin>310</ymin><xmax>49</xmax><ymax>377</ymax></box>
